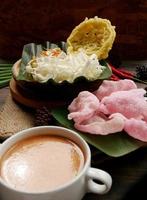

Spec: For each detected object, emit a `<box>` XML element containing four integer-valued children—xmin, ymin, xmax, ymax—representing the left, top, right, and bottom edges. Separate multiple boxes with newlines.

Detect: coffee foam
<box><xmin>0</xmin><ymin>135</ymin><xmax>85</xmax><ymax>192</ymax></box>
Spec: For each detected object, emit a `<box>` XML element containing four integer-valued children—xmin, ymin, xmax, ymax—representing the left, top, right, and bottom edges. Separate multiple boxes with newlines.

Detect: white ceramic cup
<box><xmin>0</xmin><ymin>126</ymin><xmax>112</xmax><ymax>200</ymax></box>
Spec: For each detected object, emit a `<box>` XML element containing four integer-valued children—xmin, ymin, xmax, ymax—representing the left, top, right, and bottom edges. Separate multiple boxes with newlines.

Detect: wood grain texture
<box><xmin>0</xmin><ymin>0</ymin><xmax>147</xmax><ymax>60</ymax></box>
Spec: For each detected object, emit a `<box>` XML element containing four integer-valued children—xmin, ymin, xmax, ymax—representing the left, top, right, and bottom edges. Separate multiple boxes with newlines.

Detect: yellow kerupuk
<box><xmin>67</xmin><ymin>16</ymin><xmax>116</xmax><ymax>60</ymax></box>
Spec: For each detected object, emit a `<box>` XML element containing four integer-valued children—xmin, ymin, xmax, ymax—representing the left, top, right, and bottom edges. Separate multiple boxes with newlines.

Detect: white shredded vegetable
<box><xmin>25</xmin><ymin>49</ymin><xmax>105</xmax><ymax>83</ymax></box>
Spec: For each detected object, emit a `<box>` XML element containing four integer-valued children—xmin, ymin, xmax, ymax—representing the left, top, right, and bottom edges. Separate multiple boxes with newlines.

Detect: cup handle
<box><xmin>86</xmin><ymin>167</ymin><xmax>112</xmax><ymax>194</ymax></box>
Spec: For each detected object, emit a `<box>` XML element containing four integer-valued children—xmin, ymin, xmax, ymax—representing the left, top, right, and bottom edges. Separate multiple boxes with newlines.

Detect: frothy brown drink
<box><xmin>0</xmin><ymin>135</ymin><xmax>85</xmax><ymax>193</ymax></box>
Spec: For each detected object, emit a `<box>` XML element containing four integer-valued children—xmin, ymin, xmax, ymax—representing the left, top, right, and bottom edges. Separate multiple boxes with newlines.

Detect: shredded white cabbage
<box><xmin>25</xmin><ymin>49</ymin><xmax>105</xmax><ymax>83</ymax></box>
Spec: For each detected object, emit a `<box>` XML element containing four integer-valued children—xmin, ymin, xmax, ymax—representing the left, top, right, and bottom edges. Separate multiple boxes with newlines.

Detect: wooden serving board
<box><xmin>9</xmin><ymin>78</ymin><xmax>67</xmax><ymax>109</ymax></box>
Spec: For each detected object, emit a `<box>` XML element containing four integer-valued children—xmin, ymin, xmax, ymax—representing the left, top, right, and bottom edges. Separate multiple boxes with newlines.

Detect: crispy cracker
<box><xmin>67</xmin><ymin>16</ymin><xmax>116</xmax><ymax>60</ymax></box>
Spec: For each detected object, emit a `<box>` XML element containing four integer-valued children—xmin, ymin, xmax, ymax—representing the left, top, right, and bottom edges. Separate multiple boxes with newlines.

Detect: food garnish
<box><xmin>110</xmin><ymin>64</ymin><xmax>147</xmax><ymax>84</ymax></box>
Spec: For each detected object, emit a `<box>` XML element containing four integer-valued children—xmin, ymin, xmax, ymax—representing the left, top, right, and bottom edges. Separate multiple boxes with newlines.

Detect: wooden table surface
<box><xmin>0</xmin><ymin>79</ymin><xmax>147</xmax><ymax>200</ymax></box>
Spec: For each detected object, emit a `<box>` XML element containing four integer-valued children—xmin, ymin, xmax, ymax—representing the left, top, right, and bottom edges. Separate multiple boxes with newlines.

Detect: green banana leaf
<box><xmin>15</xmin><ymin>42</ymin><xmax>112</xmax><ymax>100</ymax></box>
<box><xmin>16</xmin><ymin>42</ymin><xmax>112</xmax><ymax>82</ymax></box>
<box><xmin>51</xmin><ymin>107</ymin><xmax>145</xmax><ymax>157</ymax></box>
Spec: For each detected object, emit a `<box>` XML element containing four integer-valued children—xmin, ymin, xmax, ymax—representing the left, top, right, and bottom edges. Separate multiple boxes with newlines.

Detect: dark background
<box><xmin>0</xmin><ymin>0</ymin><xmax>147</xmax><ymax>60</ymax></box>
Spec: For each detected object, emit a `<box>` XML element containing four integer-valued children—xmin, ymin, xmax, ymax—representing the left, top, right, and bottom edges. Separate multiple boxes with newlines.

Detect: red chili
<box><xmin>110</xmin><ymin>74</ymin><xmax>120</xmax><ymax>81</ymax></box>
<box><xmin>119</xmin><ymin>69</ymin><xmax>134</xmax><ymax>77</ymax></box>
<box><xmin>109</xmin><ymin>64</ymin><xmax>133</xmax><ymax>79</ymax></box>
<box><xmin>109</xmin><ymin>64</ymin><xmax>147</xmax><ymax>84</ymax></box>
